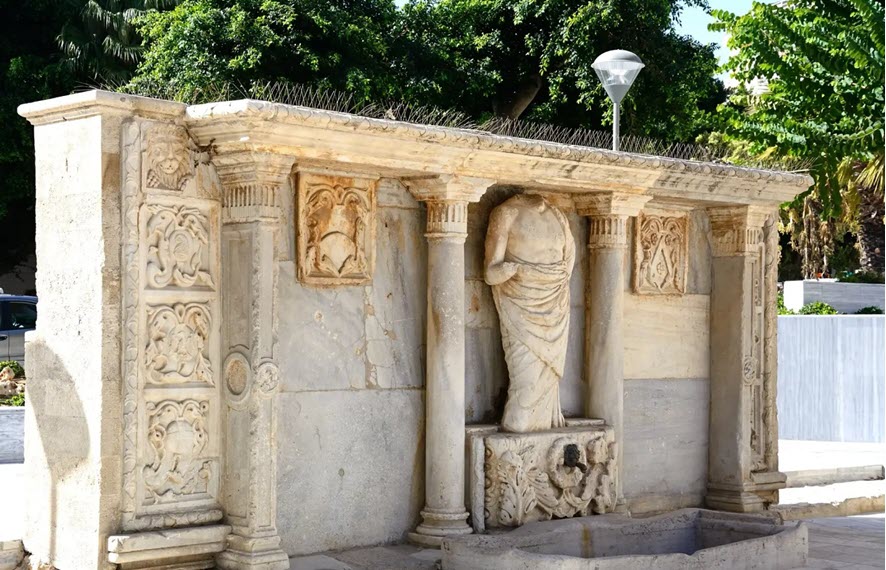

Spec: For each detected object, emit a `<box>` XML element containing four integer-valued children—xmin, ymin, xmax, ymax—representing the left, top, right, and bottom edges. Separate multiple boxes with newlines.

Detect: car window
<box><xmin>9</xmin><ymin>302</ymin><xmax>37</xmax><ymax>330</ymax></box>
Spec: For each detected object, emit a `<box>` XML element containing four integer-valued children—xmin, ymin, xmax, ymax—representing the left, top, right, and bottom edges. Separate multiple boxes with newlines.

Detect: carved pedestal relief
<box><xmin>120</xmin><ymin>120</ymin><xmax>223</xmax><ymax>531</ymax></box>
<box><xmin>633</xmin><ymin>212</ymin><xmax>688</xmax><ymax>295</ymax></box>
<box><xmin>296</xmin><ymin>171</ymin><xmax>377</xmax><ymax>285</ymax></box>
<box><xmin>483</xmin><ymin>428</ymin><xmax>617</xmax><ymax>528</ymax></box>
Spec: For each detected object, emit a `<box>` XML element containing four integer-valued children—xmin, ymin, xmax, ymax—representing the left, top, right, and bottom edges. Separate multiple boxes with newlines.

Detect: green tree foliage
<box><xmin>0</xmin><ymin>0</ymin><xmax>81</xmax><ymax>274</ymax></box>
<box><xmin>132</xmin><ymin>0</ymin><xmax>400</xmax><ymax>102</ymax></box>
<box><xmin>131</xmin><ymin>0</ymin><xmax>725</xmax><ymax>140</ymax></box>
<box><xmin>797</xmin><ymin>301</ymin><xmax>839</xmax><ymax>315</ymax></box>
<box><xmin>57</xmin><ymin>0</ymin><xmax>180</xmax><ymax>81</ymax></box>
<box><xmin>711</xmin><ymin>0</ymin><xmax>885</xmax><ymax>275</ymax></box>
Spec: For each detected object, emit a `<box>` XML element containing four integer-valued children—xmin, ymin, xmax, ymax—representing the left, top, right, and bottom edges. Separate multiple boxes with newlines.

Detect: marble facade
<box><xmin>15</xmin><ymin>90</ymin><xmax>810</xmax><ymax>569</ymax></box>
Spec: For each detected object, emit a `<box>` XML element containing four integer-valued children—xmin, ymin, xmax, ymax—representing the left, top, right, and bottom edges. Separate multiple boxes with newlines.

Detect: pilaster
<box><xmin>215</xmin><ymin>151</ymin><xmax>292</xmax><ymax>570</ymax></box>
<box><xmin>706</xmin><ymin>206</ymin><xmax>785</xmax><ymax>513</ymax></box>
<box><xmin>575</xmin><ymin>191</ymin><xmax>650</xmax><ymax>510</ymax></box>
<box><xmin>404</xmin><ymin>175</ymin><xmax>493</xmax><ymax>546</ymax></box>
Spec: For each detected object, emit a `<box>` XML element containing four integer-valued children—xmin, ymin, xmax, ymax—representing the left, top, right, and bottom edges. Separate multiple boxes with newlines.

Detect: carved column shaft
<box><xmin>706</xmin><ymin>206</ymin><xmax>784</xmax><ymax>513</ymax></box>
<box><xmin>216</xmin><ymin>151</ymin><xmax>291</xmax><ymax>570</ymax></box>
<box><xmin>577</xmin><ymin>193</ymin><xmax>650</xmax><ymax>508</ymax></box>
<box><xmin>405</xmin><ymin>177</ymin><xmax>492</xmax><ymax>547</ymax></box>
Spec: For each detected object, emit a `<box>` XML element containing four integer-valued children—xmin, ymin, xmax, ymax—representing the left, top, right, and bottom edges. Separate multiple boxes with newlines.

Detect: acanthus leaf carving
<box><xmin>297</xmin><ymin>172</ymin><xmax>376</xmax><ymax>285</ymax></box>
<box><xmin>143</xmin><ymin>399</ymin><xmax>214</xmax><ymax>505</ymax></box>
<box><xmin>146</xmin><ymin>303</ymin><xmax>213</xmax><ymax>385</ymax></box>
<box><xmin>484</xmin><ymin>431</ymin><xmax>617</xmax><ymax>528</ymax></box>
<box><xmin>145</xmin><ymin>204</ymin><xmax>215</xmax><ymax>289</ymax></box>
<box><xmin>633</xmin><ymin>213</ymin><xmax>688</xmax><ymax>295</ymax></box>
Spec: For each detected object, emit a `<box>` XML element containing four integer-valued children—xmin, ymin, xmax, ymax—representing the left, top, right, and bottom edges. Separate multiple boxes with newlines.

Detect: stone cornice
<box><xmin>19</xmin><ymin>91</ymin><xmax>813</xmax><ymax>207</ymax></box>
<box><xmin>18</xmin><ymin>90</ymin><xmax>185</xmax><ymax>125</ymax></box>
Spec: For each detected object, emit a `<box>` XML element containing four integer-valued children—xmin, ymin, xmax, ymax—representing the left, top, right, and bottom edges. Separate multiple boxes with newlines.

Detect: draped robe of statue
<box><xmin>484</xmin><ymin>193</ymin><xmax>575</xmax><ymax>433</ymax></box>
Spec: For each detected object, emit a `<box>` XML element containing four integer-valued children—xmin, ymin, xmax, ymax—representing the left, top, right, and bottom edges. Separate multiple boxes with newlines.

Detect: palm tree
<box><xmin>57</xmin><ymin>0</ymin><xmax>179</xmax><ymax>81</ymax></box>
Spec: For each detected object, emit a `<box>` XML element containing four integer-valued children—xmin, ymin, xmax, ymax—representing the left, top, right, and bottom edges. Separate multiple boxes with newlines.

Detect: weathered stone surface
<box><xmin>485</xmin><ymin>194</ymin><xmax>576</xmax><ymax>433</ymax></box>
<box><xmin>296</xmin><ymin>171</ymin><xmax>378</xmax><ymax>286</ymax></box>
<box><xmin>442</xmin><ymin>509</ymin><xmax>808</xmax><ymax>570</ymax></box>
<box><xmin>623</xmin><ymin>294</ymin><xmax>710</xmax><ymax>380</ymax></box>
<box><xmin>16</xmin><ymin>91</ymin><xmax>806</xmax><ymax>566</ymax></box>
<box><xmin>276</xmin><ymin>389</ymin><xmax>424</xmax><ymax>555</ymax></box>
<box><xmin>279</xmin><ymin>205</ymin><xmax>426</xmax><ymax>393</ymax></box>
<box><xmin>623</xmin><ymin>378</ymin><xmax>709</xmax><ymax>514</ymax></box>
<box><xmin>107</xmin><ymin>524</ymin><xmax>230</xmax><ymax>569</ymax></box>
<box><xmin>482</xmin><ymin>426</ymin><xmax>617</xmax><ymax>528</ymax></box>
<box><xmin>632</xmin><ymin>211</ymin><xmax>688</xmax><ymax>295</ymax></box>
<box><xmin>0</xmin><ymin>539</ymin><xmax>23</xmax><ymax>570</ymax></box>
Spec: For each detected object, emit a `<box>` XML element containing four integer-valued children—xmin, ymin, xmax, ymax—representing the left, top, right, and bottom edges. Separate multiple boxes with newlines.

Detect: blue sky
<box><xmin>675</xmin><ymin>0</ymin><xmax>777</xmax><ymax>79</ymax></box>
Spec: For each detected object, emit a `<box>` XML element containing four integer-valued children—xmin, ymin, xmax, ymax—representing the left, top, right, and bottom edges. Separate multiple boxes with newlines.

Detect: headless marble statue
<box><xmin>484</xmin><ymin>193</ymin><xmax>575</xmax><ymax>432</ymax></box>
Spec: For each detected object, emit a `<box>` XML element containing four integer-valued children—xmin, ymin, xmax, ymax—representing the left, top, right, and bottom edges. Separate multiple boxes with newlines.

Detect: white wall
<box><xmin>777</xmin><ymin>315</ymin><xmax>885</xmax><ymax>442</ymax></box>
<box><xmin>783</xmin><ymin>280</ymin><xmax>885</xmax><ymax>314</ymax></box>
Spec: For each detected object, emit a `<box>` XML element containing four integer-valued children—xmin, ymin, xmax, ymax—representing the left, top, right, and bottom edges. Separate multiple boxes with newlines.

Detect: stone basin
<box><xmin>442</xmin><ymin>509</ymin><xmax>808</xmax><ymax>570</ymax></box>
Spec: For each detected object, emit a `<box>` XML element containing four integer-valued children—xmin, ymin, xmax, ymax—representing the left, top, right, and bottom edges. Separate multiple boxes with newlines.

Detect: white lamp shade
<box><xmin>592</xmin><ymin>50</ymin><xmax>645</xmax><ymax>104</ymax></box>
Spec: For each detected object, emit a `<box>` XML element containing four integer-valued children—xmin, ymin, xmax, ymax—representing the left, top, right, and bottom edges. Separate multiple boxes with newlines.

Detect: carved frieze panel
<box><xmin>145</xmin><ymin>125</ymin><xmax>193</xmax><ymax>192</ymax></box>
<box><xmin>484</xmin><ymin>428</ymin><xmax>617</xmax><ymax>528</ymax></box>
<box><xmin>296</xmin><ymin>172</ymin><xmax>377</xmax><ymax>285</ymax></box>
<box><xmin>633</xmin><ymin>213</ymin><xmax>688</xmax><ymax>295</ymax></box>
<box><xmin>145</xmin><ymin>204</ymin><xmax>215</xmax><ymax>289</ymax></box>
<box><xmin>143</xmin><ymin>399</ymin><xmax>216</xmax><ymax>506</ymax></box>
<box><xmin>146</xmin><ymin>303</ymin><xmax>213</xmax><ymax>385</ymax></box>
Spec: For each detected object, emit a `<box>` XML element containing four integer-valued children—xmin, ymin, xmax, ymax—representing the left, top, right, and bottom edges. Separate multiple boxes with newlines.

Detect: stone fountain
<box><xmin>4</xmin><ymin>90</ymin><xmax>811</xmax><ymax>569</ymax></box>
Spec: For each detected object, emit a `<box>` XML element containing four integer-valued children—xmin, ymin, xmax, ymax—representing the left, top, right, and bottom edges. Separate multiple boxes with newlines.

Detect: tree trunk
<box><xmin>493</xmin><ymin>73</ymin><xmax>542</xmax><ymax>120</ymax></box>
<box><xmin>856</xmin><ymin>185</ymin><xmax>885</xmax><ymax>274</ymax></box>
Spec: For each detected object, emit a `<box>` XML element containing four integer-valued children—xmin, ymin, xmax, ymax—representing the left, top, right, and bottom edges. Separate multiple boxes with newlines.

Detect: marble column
<box><xmin>405</xmin><ymin>175</ymin><xmax>493</xmax><ymax>547</ymax></box>
<box><xmin>706</xmin><ymin>206</ymin><xmax>785</xmax><ymax>513</ymax></box>
<box><xmin>215</xmin><ymin>151</ymin><xmax>292</xmax><ymax>569</ymax></box>
<box><xmin>575</xmin><ymin>192</ymin><xmax>650</xmax><ymax>507</ymax></box>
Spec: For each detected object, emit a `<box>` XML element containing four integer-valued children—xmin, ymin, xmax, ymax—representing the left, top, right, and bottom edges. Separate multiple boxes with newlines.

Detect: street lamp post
<box><xmin>592</xmin><ymin>50</ymin><xmax>645</xmax><ymax>152</ymax></box>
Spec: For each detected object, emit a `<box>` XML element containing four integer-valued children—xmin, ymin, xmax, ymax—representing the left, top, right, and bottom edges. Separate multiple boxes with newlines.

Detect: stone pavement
<box><xmin>779</xmin><ymin>440</ymin><xmax>885</xmax><ymax>507</ymax></box>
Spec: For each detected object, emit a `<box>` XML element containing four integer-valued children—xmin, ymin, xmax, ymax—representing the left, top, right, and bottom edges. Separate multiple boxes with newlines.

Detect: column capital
<box><xmin>707</xmin><ymin>205</ymin><xmax>772</xmax><ymax>257</ymax></box>
<box><xmin>574</xmin><ymin>191</ymin><xmax>651</xmax><ymax>218</ymax></box>
<box><xmin>403</xmin><ymin>174</ymin><xmax>494</xmax><ymax>204</ymax></box>
<box><xmin>214</xmin><ymin>150</ymin><xmax>294</xmax><ymax>223</ymax></box>
<box><xmin>404</xmin><ymin>175</ymin><xmax>494</xmax><ymax>239</ymax></box>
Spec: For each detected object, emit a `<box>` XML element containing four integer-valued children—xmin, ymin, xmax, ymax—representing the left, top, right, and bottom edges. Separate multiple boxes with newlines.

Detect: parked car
<box><xmin>0</xmin><ymin>290</ymin><xmax>37</xmax><ymax>367</ymax></box>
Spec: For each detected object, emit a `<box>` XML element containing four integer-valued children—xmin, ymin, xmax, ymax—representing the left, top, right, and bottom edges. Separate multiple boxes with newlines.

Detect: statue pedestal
<box><xmin>466</xmin><ymin>420</ymin><xmax>617</xmax><ymax>533</ymax></box>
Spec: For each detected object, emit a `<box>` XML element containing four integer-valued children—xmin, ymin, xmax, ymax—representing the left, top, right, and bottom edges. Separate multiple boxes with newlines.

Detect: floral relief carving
<box><xmin>633</xmin><ymin>213</ymin><xmax>688</xmax><ymax>295</ymax></box>
<box><xmin>146</xmin><ymin>303</ymin><xmax>213</xmax><ymax>385</ymax></box>
<box><xmin>484</xmin><ymin>432</ymin><xmax>617</xmax><ymax>528</ymax></box>
<box><xmin>297</xmin><ymin>172</ymin><xmax>376</xmax><ymax>285</ymax></box>
<box><xmin>145</xmin><ymin>204</ymin><xmax>214</xmax><ymax>289</ymax></box>
<box><xmin>145</xmin><ymin>125</ymin><xmax>193</xmax><ymax>191</ymax></box>
<box><xmin>256</xmin><ymin>362</ymin><xmax>280</xmax><ymax>394</ymax></box>
<box><xmin>143</xmin><ymin>399</ymin><xmax>213</xmax><ymax>505</ymax></box>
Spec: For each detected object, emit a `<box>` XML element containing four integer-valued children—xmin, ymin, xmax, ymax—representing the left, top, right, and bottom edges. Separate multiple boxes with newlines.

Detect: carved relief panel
<box><xmin>632</xmin><ymin>212</ymin><xmax>688</xmax><ymax>295</ymax></box>
<box><xmin>143</xmin><ymin>399</ymin><xmax>218</xmax><ymax>506</ymax></box>
<box><xmin>296</xmin><ymin>171</ymin><xmax>377</xmax><ymax>285</ymax></box>
<box><xmin>145</xmin><ymin>204</ymin><xmax>215</xmax><ymax>289</ymax></box>
<box><xmin>145</xmin><ymin>303</ymin><xmax>213</xmax><ymax>385</ymax></box>
<box><xmin>120</xmin><ymin>119</ymin><xmax>223</xmax><ymax>531</ymax></box>
<box><xmin>483</xmin><ymin>428</ymin><xmax>617</xmax><ymax>528</ymax></box>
